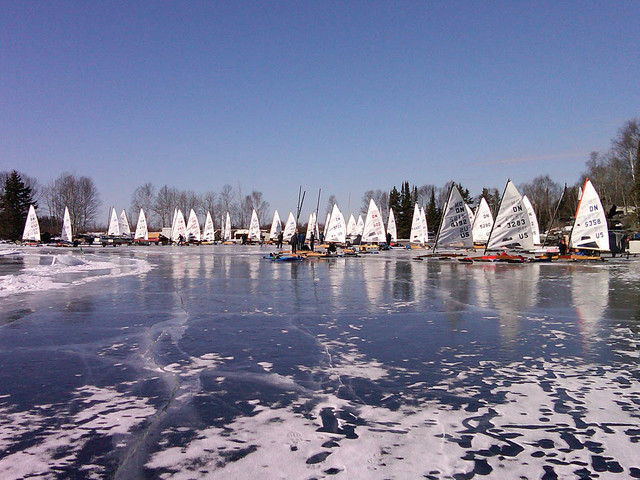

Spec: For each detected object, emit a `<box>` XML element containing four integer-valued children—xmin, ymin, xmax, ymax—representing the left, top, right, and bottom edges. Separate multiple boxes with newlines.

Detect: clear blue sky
<box><xmin>2</xmin><ymin>1</ymin><xmax>639</xmax><ymax>223</ymax></box>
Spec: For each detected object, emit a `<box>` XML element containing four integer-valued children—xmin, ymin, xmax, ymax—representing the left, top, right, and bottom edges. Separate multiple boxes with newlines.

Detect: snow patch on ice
<box><xmin>0</xmin><ymin>252</ymin><xmax>152</xmax><ymax>297</ymax></box>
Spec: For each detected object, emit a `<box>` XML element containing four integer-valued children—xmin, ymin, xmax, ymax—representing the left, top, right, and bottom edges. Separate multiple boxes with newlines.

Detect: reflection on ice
<box><xmin>572</xmin><ymin>265</ymin><xmax>610</xmax><ymax>342</ymax></box>
<box><xmin>1</xmin><ymin>247</ymin><xmax>639</xmax><ymax>479</ymax></box>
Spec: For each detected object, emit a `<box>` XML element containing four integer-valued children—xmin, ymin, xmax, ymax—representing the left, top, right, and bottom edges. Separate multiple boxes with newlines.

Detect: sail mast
<box><xmin>484</xmin><ymin>179</ymin><xmax>510</xmax><ymax>255</ymax></box>
<box><xmin>542</xmin><ymin>183</ymin><xmax>566</xmax><ymax>248</ymax></box>
<box><xmin>433</xmin><ymin>183</ymin><xmax>453</xmax><ymax>254</ymax></box>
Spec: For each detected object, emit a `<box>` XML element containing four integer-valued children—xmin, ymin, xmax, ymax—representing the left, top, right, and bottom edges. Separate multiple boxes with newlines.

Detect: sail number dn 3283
<box><xmin>506</xmin><ymin>219</ymin><xmax>526</xmax><ymax>228</ymax></box>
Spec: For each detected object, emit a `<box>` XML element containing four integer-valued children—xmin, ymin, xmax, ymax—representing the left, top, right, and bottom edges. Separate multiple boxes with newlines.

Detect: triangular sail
<box><xmin>362</xmin><ymin>199</ymin><xmax>386</xmax><ymax>243</ymax></box>
<box><xmin>202</xmin><ymin>211</ymin><xmax>214</xmax><ymax>241</ymax></box>
<box><xmin>356</xmin><ymin>215</ymin><xmax>364</xmax><ymax>236</ymax></box>
<box><xmin>224</xmin><ymin>212</ymin><xmax>232</xmax><ymax>241</ymax></box>
<box><xmin>171</xmin><ymin>210</ymin><xmax>187</xmax><ymax>242</ymax></box>
<box><xmin>486</xmin><ymin>180</ymin><xmax>534</xmax><ymax>250</ymax></box>
<box><xmin>134</xmin><ymin>208</ymin><xmax>149</xmax><ymax>240</ymax></box>
<box><xmin>61</xmin><ymin>206</ymin><xmax>72</xmax><ymax>242</ymax></box>
<box><xmin>283</xmin><ymin>212</ymin><xmax>296</xmax><ymax>241</ymax></box>
<box><xmin>522</xmin><ymin>195</ymin><xmax>541</xmax><ymax>245</ymax></box>
<box><xmin>570</xmin><ymin>178</ymin><xmax>609</xmax><ymax>251</ymax></box>
<box><xmin>471</xmin><ymin>198</ymin><xmax>493</xmax><ymax>243</ymax></box>
<box><xmin>435</xmin><ymin>186</ymin><xmax>473</xmax><ymax>249</ymax></box>
<box><xmin>410</xmin><ymin>204</ymin><xmax>425</xmax><ymax>244</ymax></box>
<box><xmin>420</xmin><ymin>207</ymin><xmax>429</xmax><ymax>243</ymax></box>
<box><xmin>323</xmin><ymin>212</ymin><xmax>331</xmax><ymax>238</ymax></box>
<box><xmin>248</xmin><ymin>209</ymin><xmax>260</xmax><ymax>241</ymax></box>
<box><xmin>108</xmin><ymin>207</ymin><xmax>120</xmax><ymax>236</ymax></box>
<box><xmin>387</xmin><ymin>208</ymin><xmax>397</xmax><ymax>242</ymax></box>
<box><xmin>465</xmin><ymin>203</ymin><xmax>475</xmax><ymax>226</ymax></box>
<box><xmin>119</xmin><ymin>210</ymin><xmax>131</xmax><ymax>236</ymax></box>
<box><xmin>305</xmin><ymin>212</ymin><xmax>317</xmax><ymax>241</ymax></box>
<box><xmin>170</xmin><ymin>208</ymin><xmax>178</xmax><ymax>240</ymax></box>
<box><xmin>186</xmin><ymin>209</ymin><xmax>201</xmax><ymax>242</ymax></box>
<box><xmin>346</xmin><ymin>215</ymin><xmax>357</xmax><ymax>238</ymax></box>
<box><xmin>22</xmin><ymin>205</ymin><xmax>41</xmax><ymax>242</ymax></box>
<box><xmin>325</xmin><ymin>204</ymin><xmax>346</xmax><ymax>243</ymax></box>
<box><xmin>269</xmin><ymin>210</ymin><xmax>282</xmax><ymax>240</ymax></box>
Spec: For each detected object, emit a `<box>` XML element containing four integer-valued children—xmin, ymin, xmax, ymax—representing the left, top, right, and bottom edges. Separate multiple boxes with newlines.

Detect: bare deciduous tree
<box><xmin>43</xmin><ymin>173</ymin><xmax>100</xmax><ymax>233</ymax></box>
<box><xmin>131</xmin><ymin>183</ymin><xmax>156</xmax><ymax>229</ymax></box>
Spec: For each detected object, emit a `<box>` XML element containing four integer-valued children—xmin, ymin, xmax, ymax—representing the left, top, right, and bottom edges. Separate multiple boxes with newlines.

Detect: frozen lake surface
<box><xmin>1</xmin><ymin>245</ymin><xmax>639</xmax><ymax>479</ymax></box>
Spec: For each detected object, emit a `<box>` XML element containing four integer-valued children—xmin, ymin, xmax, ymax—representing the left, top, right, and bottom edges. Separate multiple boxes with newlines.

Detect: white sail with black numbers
<box><xmin>362</xmin><ymin>199</ymin><xmax>386</xmax><ymax>243</ymax></box>
<box><xmin>471</xmin><ymin>198</ymin><xmax>493</xmax><ymax>243</ymax></box>
<box><xmin>325</xmin><ymin>204</ymin><xmax>346</xmax><ymax>243</ymax></box>
<box><xmin>486</xmin><ymin>180</ymin><xmax>534</xmax><ymax>250</ymax></box>
<box><xmin>22</xmin><ymin>205</ymin><xmax>41</xmax><ymax>242</ymax></box>
<box><xmin>570</xmin><ymin>178</ymin><xmax>609</xmax><ymax>251</ymax></box>
<box><xmin>435</xmin><ymin>186</ymin><xmax>473</xmax><ymax>249</ymax></box>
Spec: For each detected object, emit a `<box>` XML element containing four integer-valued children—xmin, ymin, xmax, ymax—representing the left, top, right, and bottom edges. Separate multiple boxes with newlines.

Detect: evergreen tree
<box><xmin>0</xmin><ymin>170</ymin><xmax>36</xmax><ymax>240</ymax></box>
<box><xmin>426</xmin><ymin>187</ymin><xmax>440</xmax><ymax>231</ymax></box>
<box><xmin>388</xmin><ymin>186</ymin><xmax>400</xmax><ymax>219</ymax></box>
<box><xmin>397</xmin><ymin>181</ymin><xmax>414</xmax><ymax>239</ymax></box>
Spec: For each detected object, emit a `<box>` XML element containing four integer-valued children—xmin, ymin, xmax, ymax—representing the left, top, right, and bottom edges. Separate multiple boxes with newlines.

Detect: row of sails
<box><xmin>19</xmin><ymin>177</ymin><xmax>610</xmax><ymax>252</ymax></box>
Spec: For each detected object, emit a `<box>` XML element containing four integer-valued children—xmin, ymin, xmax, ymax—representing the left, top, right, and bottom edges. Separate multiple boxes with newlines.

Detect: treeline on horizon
<box><xmin>1</xmin><ymin>118</ymin><xmax>639</xmax><ymax>241</ymax></box>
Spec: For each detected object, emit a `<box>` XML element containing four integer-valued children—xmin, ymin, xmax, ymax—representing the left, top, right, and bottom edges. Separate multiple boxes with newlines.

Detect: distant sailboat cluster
<box><xmin>18</xmin><ymin>178</ymin><xmax>613</xmax><ymax>259</ymax></box>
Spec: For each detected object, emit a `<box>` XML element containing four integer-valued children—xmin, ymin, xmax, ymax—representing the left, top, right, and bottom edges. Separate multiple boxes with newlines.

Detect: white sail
<box><xmin>119</xmin><ymin>210</ymin><xmax>131</xmax><ymax>236</ymax></box>
<box><xmin>465</xmin><ymin>203</ymin><xmax>475</xmax><ymax>226</ymax></box>
<box><xmin>108</xmin><ymin>207</ymin><xmax>120</xmax><ymax>236</ymax></box>
<box><xmin>22</xmin><ymin>205</ymin><xmax>41</xmax><ymax>242</ymax></box>
<box><xmin>362</xmin><ymin>199</ymin><xmax>386</xmax><ymax>243</ymax></box>
<box><xmin>570</xmin><ymin>178</ymin><xmax>609</xmax><ymax>251</ymax></box>
<box><xmin>224</xmin><ymin>212</ymin><xmax>232</xmax><ymax>241</ymax></box>
<box><xmin>410</xmin><ymin>204</ymin><xmax>424</xmax><ymax>244</ymax></box>
<box><xmin>186</xmin><ymin>209</ymin><xmax>201</xmax><ymax>242</ymax></box>
<box><xmin>61</xmin><ymin>206</ymin><xmax>72</xmax><ymax>242</ymax></box>
<box><xmin>471</xmin><ymin>198</ymin><xmax>493</xmax><ymax>243</ymax></box>
<box><xmin>387</xmin><ymin>208</ymin><xmax>397</xmax><ymax>243</ymax></box>
<box><xmin>283</xmin><ymin>212</ymin><xmax>296</xmax><ymax>241</ymax></box>
<box><xmin>522</xmin><ymin>195</ymin><xmax>541</xmax><ymax>245</ymax></box>
<box><xmin>134</xmin><ymin>208</ymin><xmax>148</xmax><ymax>240</ymax></box>
<box><xmin>486</xmin><ymin>180</ymin><xmax>534</xmax><ymax>250</ymax></box>
<box><xmin>171</xmin><ymin>209</ymin><xmax>187</xmax><ymax>242</ymax></box>
<box><xmin>420</xmin><ymin>206</ymin><xmax>429</xmax><ymax>243</ymax></box>
<box><xmin>323</xmin><ymin>212</ymin><xmax>331</xmax><ymax>238</ymax></box>
<box><xmin>202</xmin><ymin>211</ymin><xmax>214</xmax><ymax>241</ymax></box>
<box><xmin>248</xmin><ymin>209</ymin><xmax>260</xmax><ymax>241</ymax></box>
<box><xmin>305</xmin><ymin>212</ymin><xmax>317</xmax><ymax>241</ymax></box>
<box><xmin>269</xmin><ymin>210</ymin><xmax>282</xmax><ymax>240</ymax></box>
<box><xmin>346</xmin><ymin>215</ymin><xmax>357</xmax><ymax>238</ymax></box>
<box><xmin>356</xmin><ymin>215</ymin><xmax>364</xmax><ymax>236</ymax></box>
<box><xmin>169</xmin><ymin>208</ymin><xmax>177</xmax><ymax>240</ymax></box>
<box><xmin>325</xmin><ymin>204</ymin><xmax>346</xmax><ymax>243</ymax></box>
<box><xmin>435</xmin><ymin>186</ymin><xmax>473</xmax><ymax>249</ymax></box>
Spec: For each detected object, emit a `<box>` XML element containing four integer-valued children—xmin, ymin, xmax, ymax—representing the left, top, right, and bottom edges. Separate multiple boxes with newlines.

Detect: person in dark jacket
<box><xmin>290</xmin><ymin>231</ymin><xmax>298</xmax><ymax>253</ymax></box>
<box><xmin>277</xmin><ymin>231</ymin><xmax>283</xmax><ymax>249</ymax></box>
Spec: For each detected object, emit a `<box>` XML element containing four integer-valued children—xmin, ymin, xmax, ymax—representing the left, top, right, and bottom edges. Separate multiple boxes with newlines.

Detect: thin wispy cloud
<box><xmin>481</xmin><ymin>151</ymin><xmax>589</xmax><ymax>167</ymax></box>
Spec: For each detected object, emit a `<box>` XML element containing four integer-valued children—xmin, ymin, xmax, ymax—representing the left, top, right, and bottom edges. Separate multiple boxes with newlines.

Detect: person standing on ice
<box><xmin>290</xmin><ymin>230</ymin><xmax>298</xmax><ymax>253</ymax></box>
